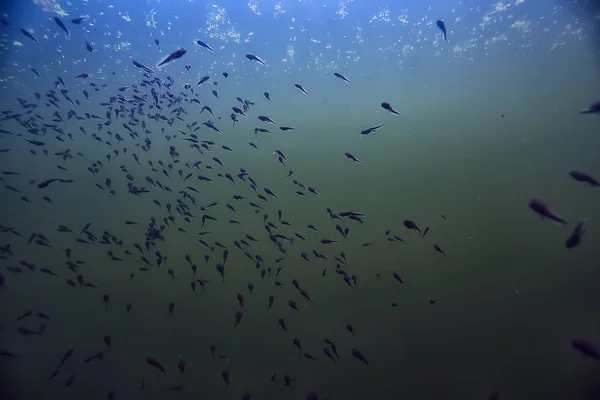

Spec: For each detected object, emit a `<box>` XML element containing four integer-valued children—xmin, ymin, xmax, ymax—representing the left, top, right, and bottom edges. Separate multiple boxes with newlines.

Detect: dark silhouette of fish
<box><xmin>221</xmin><ymin>368</ymin><xmax>229</xmax><ymax>387</ymax></box>
<box><xmin>71</xmin><ymin>16</ymin><xmax>88</xmax><ymax>25</ymax></box>
<box><xmin>392</xmin><ymin>272</ymin><xmax>408</xmax><ymax>285</ymax></box>
<box><xmin>258</xmin><ymin>115</ymin><xmax>276</xmax><ymax>124</ymax></box>
<box><xmin>30</xmin><ymin>68</ymin><xmax>41</xmax><ymax>78</ymax></box>
<box><xmin>233</xmin><ymin>310</ymin><xmax>243</xmax><ymax>328</ymax></box>
<box><xmin>565</xmin><ymin>218</ymin><xmax>589</xmax><ymax>249</ymax></box>
<box><xmin>53</xmin><ymin>17</ymin><xmax>70</xmax><ymax>39</ymax></box>
<box><xmin>245</xmin><ymin>53</ymin><xmax>265</xmax><ymax>65</ymax></box>
<box><xmin>146</xmin><ymin>357</ymin><xmax>166</xmax><ymax>374</ymax></box>
<box><xmin>528</xmin><ymin>199</ymin><xmax>567</xmax><ymax>225</ymax></box>
<box><xmin>569</xmin><ymin>170</ymin><xmax>600</xmax><ymax>187</ymax></box>
<box><xmin>20</xmin><ymin>28</ymin><xmax>41</xmax><ymax>48</ymax></box>
<box><xmin>344</xmin><ymin>152</ymin><xmax>361</xmax><ymax>164</ymax></box>
<box><xmin>381</xmin><ymin>102</ymin><xmax>399</xmax><ymax>115</ymax></box>
<box><xmin>403</xmin><ymin>220</ymin><xmax>421</xmax><ymax>234</ymax></box>
<box><xmin>132</xmin><ymin>60</ymin><xmax>156</xmax><ymax>74</ymax></box>
<box><xmin>578</xmin><ymin>101</ymin><xmax>600</xmax><ymax>114</ymax></box>
<box><xmin>572</xmin><ymin>338</ymin><xmax>600</xmax><ymax>359</ymax></box>
<box><xmin>55</xmin><ymin>348</ymin><xmax>74</xmax><ymax>371</ymax></box>
<box><xmin>38</xmin><ymin>178</ymin><xmax>71</xmax><ymax>188</ymax></box>
<box><xmin>24</xmin><ymin>138</ymin><xmax>45</xmax><ymax>146</ymax></box>
<box><xmin>333</xmin><ymin>72</ymin><xmax>350</xmax><ymax>83</ymax></box>
<box><xmin>156</xmin><ymin>48</ymin><xmax>187</xmax><ymax>68</ymax></box>
<box><xmin>360</xmin><ymin>124</ymin><xmax>384</xmax><ymax>135</ymax></box>
<box><xmin>436</xmin><ymin>19</ymin><xmax>448</xmax><ymax>41</ymax></box>
<box><xmin>195</xmin><ymin>39</ymin><xmax>214</xmax><ymax>52</ymax></box>
<box><xmin>83</xmin><ymin>352</ymin><xmax>103</xmax><ymax>363</ymax></box>
<box><xmin>351</xmin><ymin>348</ymin><xmax>369</xmax><ymax>365</ymax></box>
<box><xmin>294</xmin><ymin>83</ymin><xmax>308</xmax><ymax>95</ymax></box>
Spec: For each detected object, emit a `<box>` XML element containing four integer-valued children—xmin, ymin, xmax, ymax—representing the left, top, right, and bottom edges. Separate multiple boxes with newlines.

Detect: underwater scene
<box><xmin>0</xmin><ymin>0</ymin><xmax>600</xmax><ymax>399</ymax></box>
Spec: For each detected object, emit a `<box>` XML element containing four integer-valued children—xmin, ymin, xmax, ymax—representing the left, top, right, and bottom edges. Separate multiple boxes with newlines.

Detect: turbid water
<box><xmin>0</xmin><ymin>0</ymin><xmax>599</xmax><ymax>399</ymax></box>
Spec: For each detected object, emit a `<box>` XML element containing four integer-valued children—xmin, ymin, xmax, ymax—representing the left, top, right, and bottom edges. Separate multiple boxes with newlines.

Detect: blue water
<box><xmin>0</xmin><ymin>0</ymin><xmax>600</xmax><ymax>399</ymax></box>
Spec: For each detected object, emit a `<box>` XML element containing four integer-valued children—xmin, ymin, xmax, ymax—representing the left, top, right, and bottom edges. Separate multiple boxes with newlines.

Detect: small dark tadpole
<box><xmin>381</xmin><ymin>102</ymin><xmax>399</xmax><ymax>115</ymax></box>
<box><xmin>571</xmin><ymin>338</ymin><xmax>600</xmax><ymax>359</ymax></box>
<box><xmin>346</xmin><ymin>324</ymin><xmax>355</xmax><ymax>337</ymax></box>
<box><xmin>565</xmin><ymin>218</ymin><xmax>589</xmax><ymax>249</ymax></box>
<box><xmin>578</xmin><ymin>101</ymin><xmax>600</xmax><ymax>115</ymax></box>
<box><xmin>569</xmin><ymin>170</ymin><xmax>600</xmax><ymax>187</ymax></box>
<box><xmin>145</xmin><ymin>357</ymin><xmax>166</xmax><ymax>374</ymax></box>
<box><xmin>351</xmin><ymin>348</ymin><xmax>369</xmax><ymax>365</ymax></box>
<box><xmin>333</xmin><ymin>72</ymin><xmax>350</xmax><ymax>83</ymax></box>
<box><xmin>436</xmin><ymin>19</ymin><xmax>448</xmax><ymax>41</ymax></box>
<box><xmin>221</xmin><ymin>368</ymin><xmax>230</xmax><ymax>388</ymax></box>
<box><xmin>403</xmin><ymin>220</ymin><xmax>421</xmax><ymax>234</ymax></box>
<box><xmin>433</xmin><ymin>244</ymin><xmax>446</xmax><ymax>257</ymax></box>
<box><xmin>528</xmin><ymin>198</ymin><xmax>567</xmax><ymax>225</ymax></box>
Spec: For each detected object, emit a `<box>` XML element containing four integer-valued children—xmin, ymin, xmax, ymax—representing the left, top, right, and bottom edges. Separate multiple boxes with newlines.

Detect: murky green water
<box><xmin>1</xmin><ymin>1</ymin><xmax>600</xmax><ymax>399</ymax></box>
